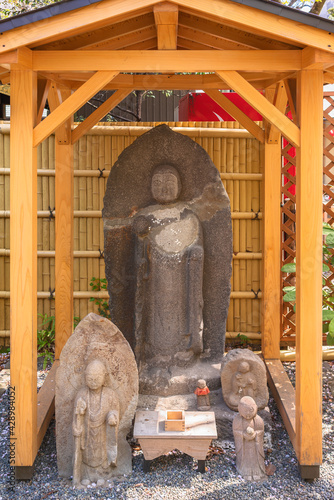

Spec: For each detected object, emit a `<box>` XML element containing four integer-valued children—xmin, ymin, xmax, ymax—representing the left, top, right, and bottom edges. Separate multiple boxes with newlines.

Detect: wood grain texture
<box><xmin>206</xmin><ymin>89</ymin><xmax>265</xmax><ymax>143</ymax></box>
<box><xmin>0</xmin><ymin>0</ymin><xmax>157</xmax><ymax>53</ymax></box>
<box><xmin>31</xmin><ymin>50</ymin><xmax>302</xmax><ymax>73</ymax></box>
<box><xmin>71</xmin><ymin>89</ymin><xmax>132</xmax><ymax>144</ymax></box>
<box><xmin>267</xmin><ymin>82</ymin><xmax>288</xmax><ymax>144</ymax></box>
<box><xmin>55</xmin><ymin>112</ymin><xmax>74</xmax><ymax>359</ymax></box>
<box><xmin>216</xmin><ymin>71</ymin><xmax>300</xmax><ymax>147</ymax></box>
<box><xmin>265</xmin><ymin>360</ymin><xmax>296</xmax><ymax>447</ymax></box>
<box><xmin>10</xmin><ymin>69</ymin><xmax>38</xmax><ymax>466</ymax></box>
<box><xmin>37</xmin><ymin>361</ymin><xmax>59</xmax><ymax>448</ymax></box>
<box><xmin>295</xmin><ymin>69</ymin><xmax>323</xmax><ymax>466</ymax></box>
<box><xmin>33</xmin><ymin>71</ymin><xmax>119</xmax><ymax>146</ymax></box>
<box><xmin>173</xmin><ymin>0</ymin><xmax>334</xmax><ymax>52</ymax></box>
<box><xmin>262</xmin><ymin>140</ymin><xmax>281</xmax><ymax>359</ymax></box>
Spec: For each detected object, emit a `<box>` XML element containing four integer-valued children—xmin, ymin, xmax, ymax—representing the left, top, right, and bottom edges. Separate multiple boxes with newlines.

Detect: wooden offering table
<box><xmin>134</xmin><ymin>410</ymin><xmax>217</xmax><ymax>473</ymax></box>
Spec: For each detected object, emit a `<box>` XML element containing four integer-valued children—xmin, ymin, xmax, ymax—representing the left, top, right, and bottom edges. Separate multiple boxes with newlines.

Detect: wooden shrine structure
<box><xmin>0</xmin><ymin>0</ymin><xmax>333</xmax><ymax>480</ymax></box>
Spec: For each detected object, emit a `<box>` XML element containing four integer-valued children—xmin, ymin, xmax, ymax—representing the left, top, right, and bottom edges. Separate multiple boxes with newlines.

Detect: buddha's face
<box><xmin>85</xmin><ymin>360</ymin><xmax>106</xmax><ymax>390</ymax></box>
<box><xmin>151</xmin><ymin>170</ymin><xmax>180</xmax><ymax>204</ymax></box>
<box><xmin>238</xmin><ymin>397</ymin><xmax>257</xmax><ymax>420</ymax></box>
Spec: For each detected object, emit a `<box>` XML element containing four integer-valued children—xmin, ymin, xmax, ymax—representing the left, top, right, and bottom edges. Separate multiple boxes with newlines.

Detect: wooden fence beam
<box><xmin>295</xmin><ymin>69</ymin><xmax>323</xmax><ymax>478</ymax></box>
<box><xmin>10</xmin><ymin>68</ymin><xmax>38</xmax><ymax>467</ymax></box>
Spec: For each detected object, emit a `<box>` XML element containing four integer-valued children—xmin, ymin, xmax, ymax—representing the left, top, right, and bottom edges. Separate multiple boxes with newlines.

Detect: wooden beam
<box><xmin>178</xmin><ymin>11</ymin><xmax>301</xmax><ymax>51</ymax></box>
<box><xmin>0</xmin><ymin>0</ymin><xmax>158</xmax><ymax>53</ymax></box>
<box><xmin>37</xmin><ymin>79</ymin><xmax>51</xmax><ymax>124</ymax></box>
<box><xmin>55</xmin><ymin>89</ymin><xmax>73</xmax><ymax>358</ymax></box>
<box><xmin>72</xmin><ymin>89</ymin><xmax>132</xmax><ymax>143</ymax></box>
<box><xmin>295</xmin><ymin>69</ymin><xmax>323</xmax><ymax>471</ymax></box>
<box><xmin>35</xmin><ymin>12</ymin><xmax>155</xmax><ymax>50</ymax></box>
<box><xmin>268</xmin><ymin>81</ymin><xmax>288</xmax><ymax>144</ymax></box>
<box><xmin>302</xmin><ymin>47</ymin><xmax>334</xmax><ymax>70</ymax></box>
<box><xmin>265</xmin><ymin>360</ymin><xmax>296</xmax><ymax>446</ymax></box>
<box><xmin>32</xmin><ymin>50</ymin><xmax>302</xmax><ymax>72</ymax></box>
<box><xmin>10</xmin><ymin>68</ymin><xmax>38</xmax><ymax>466</ymax></box>
<box><xmin>37</xmin><ymin>361</ymin><xmax>59</xmax><ymax>448</ymax></box>
<box><xmin>205</xmin><ymin>89</ymin><xmax>265</xmax><ymax>143</ymax></box>
<box><xmin>47</xmin><ymin>84</ymin><xmax>72</xmax><ymax>145</ymax></box>
<box><xmin>262</xmin><ymin>127</ymin><xmax>281</xmax><ymax>359</ymax></box>
<box><xmin>154</xmin><ymin>2</ymin><xmax>178</xmax><ymax>50</ymax></box>
<box><xmin>33</xmin><ymin>71</ymin><xmax>119</xmax><ymax>147</ymax></box>
<box><xmin>216</xmin><ymin>70</ymin><xmax>300</xmax><ymax>147</ymax></box>
<box><xmin>284</xmin><ymin>79</ymin><xmax>298</xmax><ymax>125</ymax></box>
<box><xmin>173</xmin><ymin>0</ymin><xmax>334</xmax><ymax>53</ymax></box>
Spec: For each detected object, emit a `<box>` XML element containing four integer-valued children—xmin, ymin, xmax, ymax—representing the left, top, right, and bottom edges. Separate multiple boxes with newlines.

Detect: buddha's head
<box><xmin>85</xmin><ymin>359</ymin><xmax>106</xmax><ymax>390</ymax></box>
<box><xmin>238</xmin><ymin>361</ymin><xmax>250</xmax><ymax>374</ymax></box>
<box><xmin>151</xmin><ymin>165</ymin><xmax>181</xmax><ymax>204</ymax></box>
<box><xmin>238</xmin><ymin>396</ymin><xmax>257</xmax><ymax>420</ymax></box>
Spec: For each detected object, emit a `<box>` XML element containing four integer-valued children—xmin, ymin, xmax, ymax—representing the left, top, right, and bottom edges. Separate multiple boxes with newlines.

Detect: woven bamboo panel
<box><xmin>0</xmin><ymin>121</ymin><xmax>263</xmax><ymax>345</ymax></box>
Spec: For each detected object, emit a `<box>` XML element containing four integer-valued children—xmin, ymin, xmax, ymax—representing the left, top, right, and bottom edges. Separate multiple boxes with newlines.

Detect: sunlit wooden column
<box><xmin>296</xmin><ymin>69</ymin><xmax>323</xmax><ymax>479</ymax></box>
<box><xmin>262</xmin><ymin>137</ymin><xmax>281</xmax><ymax>359</ymax></box>
<box><xmin>55</xmin><ymin>89</ymin><xmax>74</xmax><ymax>358</ymax></box>
<box><xmin>10</xmin><ymin>68</ymin><xmax>38</xmax><ymax>470</ymax></box>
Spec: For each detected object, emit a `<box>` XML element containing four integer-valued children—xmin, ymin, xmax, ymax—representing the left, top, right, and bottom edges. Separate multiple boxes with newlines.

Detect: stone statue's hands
<box><xmin>75</xmin><ymin>397</ymin><xmax>86</xmax><ymax>415</ymax></box>
<box><xmin>107</xmin><ymin>411</ymin><xmax>118</xmax><ymax>426</ymax></box>
<box><xmin>243</xmin><ymin>426</ymin><xmax>256</xmax><ymax>441</ymax></box>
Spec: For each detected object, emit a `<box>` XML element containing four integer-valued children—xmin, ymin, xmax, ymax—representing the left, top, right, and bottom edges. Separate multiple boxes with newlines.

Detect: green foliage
<box><xmin>236</xmin><ymin>333</ymin><xmax>250</xmax><ymax>346</ymax></box>
<box><xmin>0</xmin><ymin>0</ymin><xmax>62</xmax><ymax>19</ymax></box>
<box><xmin>282</xmin><ymin>223</ymin><xmax>334</xmax><ymax>345</ymax></box>
<box><xmin>37</xmin><ymin>314</ymin><xmax>80</xmax><ymax>369</ymax></box>
<box><xmin>37</xmin><ymin>313</ymin><xmax>55</xmax><ymax>369</ymax></box>
<box><xmin>89</xmin><ymin>277</ymin><xmax>111</xmax><ymax>319</ymax></box>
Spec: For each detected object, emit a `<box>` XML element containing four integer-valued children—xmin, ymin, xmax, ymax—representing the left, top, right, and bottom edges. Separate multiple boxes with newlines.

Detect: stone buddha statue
<box><xmin>133</xmin><ymin>165</ymin><xmax>204</xmax><ymax>367</ymax></box>
<box><xmin>72</xmin><ymin>359</ymin><xmax>120</xmax><ymax>487</ymax></box>
<box><xmin>103</xmin><ymin>125</ymin><xmax>232</xmax><ymax>395</ymax></box>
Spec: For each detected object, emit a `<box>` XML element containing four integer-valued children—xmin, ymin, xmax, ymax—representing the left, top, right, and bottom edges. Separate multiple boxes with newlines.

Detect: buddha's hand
<box><xmin>107</xmin><ymin>410</ymin><xmax>118</xmax><ymax>426</ymax></box>
<box><xmin>75</xmin><ymin>397</ymin><xmax>86</xmax><ymax>415</ymax></box>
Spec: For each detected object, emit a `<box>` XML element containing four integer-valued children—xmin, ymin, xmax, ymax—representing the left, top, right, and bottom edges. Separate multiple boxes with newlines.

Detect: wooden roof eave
<box><xmin>0</xmin><ymin>0</ymin><xmax>334</xmax><ymax>55</ymax></box>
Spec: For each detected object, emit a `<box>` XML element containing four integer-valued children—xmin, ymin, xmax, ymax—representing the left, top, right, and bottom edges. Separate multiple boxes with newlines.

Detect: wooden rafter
<box><xmin>178</xmin><ymin>11</ymin><xmax>301</xmax><ymax>51</ymax></box>
<box><xmin>177</xmin><ymin>27</ymin><xmax>253</xmax><ymax>50</ymax></box>
<box><xmin>173</xmin><ymin>0</ymin><xmax>334</xmax><ymax>53</ymax></box>
<box><xmin>154</xmin><ymin>2</ymin><xmax>178</xmax><ymax>50</ymax></box>
<box><xmin>31</xmin><ymin>50</ymin><xmax>302</xmax><ymax>72</ymax></box>
<box><xmin>0</xmin><ymin>0</ymin><xmax>158</xmax><ymax>53</ymax></box>
<box><xmin>33</xmin><ymin>71</ymin><xmax>119</xmax><ymax>147</ymax></box>
<box><xmin>79</xmin><ymin>26</ymin><xmax>157</xmax><ymax>51</ymax></box>
<box><xmin>34</xmin><ymin>12</ymin><xmax>155</xmax><ymax>50</ymax></box>
<box><xmin>216</xmin><ymin>70</ymin><xmax>300</xmax><ymax>147</ymax></box>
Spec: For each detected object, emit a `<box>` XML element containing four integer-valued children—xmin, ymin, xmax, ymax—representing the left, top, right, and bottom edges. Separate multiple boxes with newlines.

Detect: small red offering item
<box><xmin>195</xmin><ymin>379</ymin><xmax>211</xmax><ymax>410</ymax></box>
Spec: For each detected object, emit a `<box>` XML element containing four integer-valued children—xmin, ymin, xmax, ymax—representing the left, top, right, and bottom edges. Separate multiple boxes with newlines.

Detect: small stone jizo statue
<box><xmin>233</xmin><ymin>396</ymin><xmax>267</xmax><ymax>481</ymax></box>
<box><xmin>194</xmin><ymin>379</ymin><xmax>210</xmax><ymax>410</ymax></box>
<box><xmin>228</xmin><ymin>361</ymin><xmax>257</xmax><ymax>408</ymax></box>
<box><xmin>72</xmin><ymin>359</ymin><xmax>120</xmax><ymax>487</ymax></box>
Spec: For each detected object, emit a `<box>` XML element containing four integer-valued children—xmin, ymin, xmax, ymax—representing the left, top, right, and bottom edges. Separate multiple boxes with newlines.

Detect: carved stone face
<box><xmin>151</xmin><ymin>168</ymin><xmax>181</xmax><ymax>204</ymax></box>
<box><xmin>239</xmin><ymin>362</ymin><xmax>250</xmax><ymax>374</ymax></box>
<box><xmin>85</xmin><ymin>360</ymin><xmax>106</xmax><ymax>390</ymax></box>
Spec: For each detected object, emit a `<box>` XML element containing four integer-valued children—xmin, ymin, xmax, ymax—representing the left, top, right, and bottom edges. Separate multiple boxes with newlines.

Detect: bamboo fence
<box><xmin>0</xmin><ymin>121</ymin><xmax>263</xmax><ymax>345</ymax></box>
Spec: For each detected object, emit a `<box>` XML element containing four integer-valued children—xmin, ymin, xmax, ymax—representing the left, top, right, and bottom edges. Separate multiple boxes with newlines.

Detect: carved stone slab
<box><xmin>221</xmin><ymin>349</ymin><xmax>269</xmax><ymax>411</ymax></box>
<box><xmin>56</xmin><ymin>313</ymin><xmax>138</xmax><ymax>482</ymax></box>
<box><xmin>103</xmin><ymin>124</ymin><xmax>232</xmax><ymax>395</ymax></box>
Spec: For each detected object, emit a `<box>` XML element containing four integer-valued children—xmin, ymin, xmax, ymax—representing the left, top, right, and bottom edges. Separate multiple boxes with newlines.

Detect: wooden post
<box><xmin>10</xmin><ymin>69</ymin><xmax>38</xmax><ymax>468</ymax></box>
<box><xmin>296</xmin><ymin>69</ymin><xmax>323</xmax><ymax>478</ymax></box>
<box><xmin>262</xmin><ymin>86</ymin><xmax>282</xmax><ymax>360</ymax></box>
<box><xmin>262</xmin><ymin>139</ymin><xmax>281</xmax><ymax>359</ymax></box>
<box><xmin>55</xmin><ymin>90</ymin><xmax>74</xmax><ymax>358</ymax></box>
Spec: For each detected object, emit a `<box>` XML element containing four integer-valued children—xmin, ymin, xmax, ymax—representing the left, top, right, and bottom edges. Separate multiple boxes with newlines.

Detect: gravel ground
<box><xmin>0</xmin><ymin>361</ymin><xmax>333</xmax><ymax>500</ymax></box>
